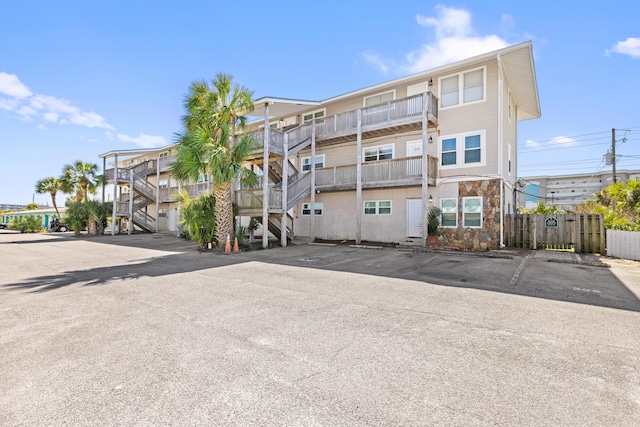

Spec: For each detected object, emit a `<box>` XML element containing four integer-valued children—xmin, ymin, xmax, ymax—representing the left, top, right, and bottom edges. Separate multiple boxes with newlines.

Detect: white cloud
<box><xmin>364</xmin><ymin>6</ymin><xmax>511</xmax><ymax>74</ymax></box>
<box><xmin>549</xmin><ymin>136</ymin><xmax>578</xmax><ymax>147</ymax></box>
<box><xmin>0</xmin><ymin>71</ymin><xmax>114</xmax><ymax>131</ymax></box>
<box><xmin>0</xmin><ymin>72</ymin><xmax>33</xmax><ymax>98</ymax></box>
<box><xmin>525</xmin><ymin>139</ymin><xmax>540</xmax><ymax>148</ymax></box>
<box><xmin>117</xmin><ymin>133</ymin><xmax>168</xmax><ymax>148</ymax></box>
<box><xmin>105</xmin><ymin>131</ymin><xmax>114</xmax><ymax>140</ymax></box>
<box><xmin>605</xmin><ymin>37</ymin><xmax>640</xmax><ymax>58</ymax></box>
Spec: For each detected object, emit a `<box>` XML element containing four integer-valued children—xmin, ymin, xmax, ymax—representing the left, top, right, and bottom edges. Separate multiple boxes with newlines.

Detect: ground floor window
<box><xmin>364</xmin><ymin>200</ymin><xmax>391</xmax><ymax>215</ymax></box>
<box><xmin>158</xmin><ymin>209</ymin><xmax>167</xmax><ymax>218</ymax></box>
<box><xmin>463</xmin><ymin>197</ymin><xmax>483</xmax><ymax>228</ymax></box>
<box><xmin>440</xmin><ymin>198</ymin><xmax>458</xmax><ymax>227</ymax></box>
<box><xmin>302</xmin><ymin>202</ymin><xmax>323</xmax><ymax>216</ymax></box>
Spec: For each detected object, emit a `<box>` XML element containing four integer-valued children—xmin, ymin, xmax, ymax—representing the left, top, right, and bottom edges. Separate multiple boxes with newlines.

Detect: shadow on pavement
<box><xmin>3</xmin><ymin>233</ymin><xmax>639</xmax><ymax>312</ymax></box>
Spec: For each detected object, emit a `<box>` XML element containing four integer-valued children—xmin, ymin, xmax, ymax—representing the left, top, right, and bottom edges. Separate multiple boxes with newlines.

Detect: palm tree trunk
<box><xmin>50</xmin><ymin>190</ymin><xmax>60</xmax><ymax>218</ymax></box>
<box><xmin>213</xmin><ymin>181</ymin><xmax>233</xmax><ymax>247</ymax></box>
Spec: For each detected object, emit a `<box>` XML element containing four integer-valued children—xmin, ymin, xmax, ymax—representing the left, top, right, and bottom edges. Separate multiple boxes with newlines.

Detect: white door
<box><xmin>169</xmin><ymin>208</ymin><xmax>176</xmax><ymax>232</ymax></box>
<box><xmin>406</xmin><ymin>199</ymin><xmax>423</xmax><ymax>238</ymax></box>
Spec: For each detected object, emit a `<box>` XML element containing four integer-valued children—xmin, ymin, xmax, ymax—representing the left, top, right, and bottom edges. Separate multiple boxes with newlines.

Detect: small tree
<box><xmin>35</xmin><ymin>177</ymin><xmax>63</xmax><ymax>217</ymax></box>
<box><xmin>176</xmin><ymin>190</ymin><xmax>216</xmax><ymax>250</ymax></box>
<box><xmin>427</xmin><ymin>206</ymin><xmax>442</xmax><ymax>236</ymax></box>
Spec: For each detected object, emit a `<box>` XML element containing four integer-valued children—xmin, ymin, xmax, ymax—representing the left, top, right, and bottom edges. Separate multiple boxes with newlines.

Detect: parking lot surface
<box><xmin>1</xmin><ymin>233</ymin><xmax>639</xmax><ymax>426</ymax></box>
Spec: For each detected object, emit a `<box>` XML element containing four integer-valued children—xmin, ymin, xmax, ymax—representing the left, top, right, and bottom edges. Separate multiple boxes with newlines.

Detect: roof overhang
<box><xmin>247</xmin><ymin>96</ymin><xmax>320</xmax><ymax>122</ymax></box>
<box><xmin>99</xmin><ymin>144</ymin><xmax>178</xmax><ymax>159</ymax></box>
<box><xmin>499</xmin><ymin>42</ymin><xmax>541</xmax><ymax>121</ymax></box>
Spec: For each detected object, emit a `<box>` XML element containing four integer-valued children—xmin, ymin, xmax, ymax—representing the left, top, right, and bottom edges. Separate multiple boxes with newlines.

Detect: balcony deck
<box><xmin>247</xmin><ymin>93</ymin><xmax>438</xmax><ymax>160</ymax></box>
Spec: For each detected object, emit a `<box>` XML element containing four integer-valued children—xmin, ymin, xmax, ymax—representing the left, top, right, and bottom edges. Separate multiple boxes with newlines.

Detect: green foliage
<box><xmin>591</xmin><ymin>179</ymin><xmax>640</xmax><ymax>231</ymax></box>
<box><xmin>35</xmin><ymin>176</ymin><xmax>63</xmax><ymax>217</ymax></box>
<box><xmin>10</xmin><ymin>216</ymin><xmax>43</xmax><ymax>233</ymax></box>
<box><xmin>518</xmin><ymin>201</ymin><xmax>564</xmax><ymax>214</ymax></box>
<box><xmin>60</xmin><ymin>160</ymin><xmax>100</xmax><ymax>202</ymax></box>
<box><xmin>64</xmin><ymin>201</ymin><xmax>90</xmax><ymax>235</ymax></box>
<box><xmin>64</xmin><ymin>200</ymin><xmax>113</xmax><ymax>236</ymax></box>
<box><xmin>176</xmin><ymin>190</ymin><xmax>216</xmax><ymax>250</ymax></box>
<box><xmin>427</xmin><ymin>206</ymin><xmax>442</xmax><ymax>236</ymax></box>
<box><xmin>171</xmin><ymin>73</ymin><xmax>258</xmax><ymax>247</ymax></box>
<box><xmin>26</xmin><ymin>203</ymin><xmax>39</xmax><ymax>210</ymax></box>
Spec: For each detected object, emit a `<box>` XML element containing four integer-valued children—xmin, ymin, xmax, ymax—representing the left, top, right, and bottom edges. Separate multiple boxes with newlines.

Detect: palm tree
<box><xmin>171</xmin><ymin>73</ymin><xmax>258</xmax><ymax>247</ymax></box>
<box><xmin>35</xmin><ymin>177</ymin><xmax>62</xmax><ymax>218</ymax></box>
<box><xmin>61</xmin><ymin>160</ymin><xmax>99</xmax><ymax>202</ymax></box>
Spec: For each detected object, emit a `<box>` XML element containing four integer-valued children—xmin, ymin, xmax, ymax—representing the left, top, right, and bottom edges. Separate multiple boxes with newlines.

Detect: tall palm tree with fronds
<box><xmin>35</xmin><ymin>177</ymin><xmax>62</xmax><ymax>218</ymax></box>
<box><xmin>61</xmin><ymin>160</ymin><xmax>99</xmax><ymax>202</ymax></box>
<box><xmin>171</xmin><ymin>73</ymin><xmax>258</xmax><ymax>247</ymax></box>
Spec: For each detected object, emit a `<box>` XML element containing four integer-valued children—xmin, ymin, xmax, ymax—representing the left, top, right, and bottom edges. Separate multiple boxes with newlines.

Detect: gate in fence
<box><xmin>505</xmin><ymin>214</ymin><xmax>605</xmax><ymax>253</ymax></box>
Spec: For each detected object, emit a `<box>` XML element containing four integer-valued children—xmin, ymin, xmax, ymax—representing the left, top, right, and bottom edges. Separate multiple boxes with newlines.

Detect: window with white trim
<box><xmin>158</xmin><ymin>209</ymin><xmax>167</xmax><ymax>218</ymax></box>
<box><xmin>364</xmin><ymin>144</ymin><xmax>393</xmax><ymax>162</ymax></box>
<box><xmin>439</xmin><ymin>67</ymin><xmax>485</xmax><ymax>108</ymax></box>
<box><xmin>301</xmin><ymin>154</ymin><xmax>325</xmax><ymax>172</ymax></box>
<box><xmin>508</xmin><ymin>144</ymin><xmax>512</xmax><ymax>175</ymax></box>
<box><xmin>302</xmin><ymin>109</ymin><xmax>325</xmax><ymax>123</ymax></box>
<box><xmin>364</xmin><ymin>200</ymin><xmax>391</xmax><ymax>215</ymax></box>
<box><xmin>159</xmin><ymin>151</ymin><xmax>169</xmax><ymax>158</ymax></box>
<box><xmin>158</xmin><ymin>179</ymin><xmax>168</xmax><ymax>189</ymax></box>
<box><xmin>364</xmin><ymin>90</ymin><xmax>394</xmax><ymax>107</ymax></box>
<box><xmin>302</xmin><ymin>202</ymin><xmax>323</xmax><ymax>216</ymax></box>
<box><xmin>439</xmin><ymin>131</ymin><xmax>485</xmax><ymax>168</ymax></box>
<box><xmin>440</xmin><ymin>198</ymin><xmax>458</xmax><ymax>227</ymax></box>
<box><xmin>463</xmin><ymin>197</ymin><xmax>483</xmax><ymax>228</ymax></box>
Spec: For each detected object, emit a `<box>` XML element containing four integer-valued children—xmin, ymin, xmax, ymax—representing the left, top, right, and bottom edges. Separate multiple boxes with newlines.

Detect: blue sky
<box><xmin>1</xmin><ymin>1</ymin><xmax>639</xmax><ymax>207</ymax></box>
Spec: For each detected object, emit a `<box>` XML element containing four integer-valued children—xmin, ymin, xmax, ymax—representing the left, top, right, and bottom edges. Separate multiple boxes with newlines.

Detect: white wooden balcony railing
<box><xmin>250</xmin><ymin>93</ymin><xmax>437</xmax><ymax>156</ymax></box>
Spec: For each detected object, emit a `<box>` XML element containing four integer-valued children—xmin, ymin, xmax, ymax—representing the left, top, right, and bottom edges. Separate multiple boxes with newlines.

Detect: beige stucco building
<box><xmin>101</xmin><ymin>41</ymin><xmax>540</xmax><ymax>250</ymax></box>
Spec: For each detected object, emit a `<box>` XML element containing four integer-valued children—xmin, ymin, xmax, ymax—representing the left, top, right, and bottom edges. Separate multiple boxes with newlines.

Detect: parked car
<box><xmin>49</xmin><ymin>219</ymin><xmax>68</xmax><ymax>232</ymax></box>
<box><xmin>0</xmin><ymin>223</ymin><xmax>8</xmax><ymax>229</ymax></box>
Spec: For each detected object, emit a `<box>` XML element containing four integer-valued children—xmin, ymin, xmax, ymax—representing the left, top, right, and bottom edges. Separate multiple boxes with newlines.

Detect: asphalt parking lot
<box><xmin>1</xmin><ymin>232</ymin><xmax>639</xmax><ymax>426</ymax></box>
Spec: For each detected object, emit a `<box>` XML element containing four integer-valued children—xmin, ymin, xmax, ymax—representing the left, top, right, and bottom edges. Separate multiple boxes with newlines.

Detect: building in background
<box><xmin>517</xmin><ymin>169</ymin><xmax>640</xmax><ymax>211</ymax></box>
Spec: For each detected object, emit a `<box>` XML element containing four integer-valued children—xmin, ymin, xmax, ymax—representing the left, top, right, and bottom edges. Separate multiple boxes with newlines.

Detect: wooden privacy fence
<box><xmin>607</xmin><ymin>230</ymin><xmax>640</xmax><ymax>260</ymax></box>
<box><xmin>505</xmin><ymin>214</ymin><xmax>605</xmax><ymax>253</ymax></box>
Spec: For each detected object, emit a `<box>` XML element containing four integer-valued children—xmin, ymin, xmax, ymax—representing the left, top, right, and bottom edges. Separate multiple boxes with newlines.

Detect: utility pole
<box><xmin>612</xmin><ymin>128</ymin><xmax>616</xmax><ymax>183</ymax></box>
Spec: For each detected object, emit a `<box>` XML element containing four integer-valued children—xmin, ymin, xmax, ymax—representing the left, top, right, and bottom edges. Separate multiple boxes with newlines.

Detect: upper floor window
<box><xmin>158</xmin><ymin>179</ymin><xmax>168</xmax><ymax>189</ymax></box>
<box><xmin>439</xmin><ymin>131</ymin><xmax>485</xmax><ymax>168</ymax></box>
<box><xmin>302</xmin><ymin>109</ymin><xmax>325</xmax><ymax>123</ymax></box>
<box><xmin>364</xmin><ymin>90</ymin><xmax>394</xmax><ymax>107</ymax></box>
<box><xmin>159</xmin><ymin>151</ymin><xmax>169</xmax><ymax>158</ymax></box>
<box><xmin>364</xmin><ymin>144</ymin><xmax>393</xmax><ymax>162</ymax></box>
<box><xmin>439</xmin><ymin>67</ymin><xmax>485</xmax><ymax>108</ymax></box>
<box><xmin>301</xmin><ymin>154</ymin><xmax>325</xmax><ymax>172</ymax></box>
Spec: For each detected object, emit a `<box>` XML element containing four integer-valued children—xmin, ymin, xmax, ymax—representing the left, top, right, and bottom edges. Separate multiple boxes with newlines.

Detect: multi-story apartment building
<box><xmin>518</xmin><ymin>169</ymin><xmax>640</xmax><ymax>211</ymax></box>
<box><xmin>101</xmin><ymin>41</ymin><xmax>540</xmax><ymax>250</ymax></box>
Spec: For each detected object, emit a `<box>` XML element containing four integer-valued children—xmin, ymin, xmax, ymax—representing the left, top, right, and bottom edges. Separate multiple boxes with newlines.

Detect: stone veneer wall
<box><xmin>437</xmin><ymin>179</ymin><xmax>501</xmax><ymax>251</ymax></box>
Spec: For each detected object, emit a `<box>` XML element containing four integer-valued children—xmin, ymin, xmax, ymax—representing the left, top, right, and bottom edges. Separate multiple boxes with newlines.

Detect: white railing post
<box><xmin>129</xmin><ymin>171</ymin><xmax>134</xmax><ymax>235</ymax></box>
<box><xmin>281</xmin><ymin>133</ymin><xmax>289</xmax><ymax>247</ymax></box>
<box><xmin>421</xmin><ymin>92</ymin><xmax>429</xmax><ymax>248</ymax></box>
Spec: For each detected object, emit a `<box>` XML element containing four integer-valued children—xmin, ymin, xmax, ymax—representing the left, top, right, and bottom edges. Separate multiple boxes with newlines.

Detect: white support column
<box><xmin>176</xmin><ymin>182</ymin><xmax>182</xmax><ymax>238</ymax></box>
<box><xmin>310</xmin><ymin>121</ymin><xmax>316</xmax><ymax>244</ymax></box>
<box><xmin>356</xmin><ymin>109</ymin><xmax>362</xmax><ymax>245</ymax></box>
<box><xmin>111</xmin><ymin>154</ymin><xmax>118</xmax><ymax>236</ymax></box>
<box><xmin>155</xmin><ymin>157</ymin><xmax>160</xmax><ymax>233</ymax></box>
<box><xmin>421</xmin><ymin>93</ymin><xmax>429</xmax><ymax>248</ymax></box>
<box><xmin>128</xmin><ymin>171</ymin><xmax>134</xmax><ymax>235</ymax></box>
<box><xmin>262</xmin><ymin>103</ymin><xmax>270</xmax><ymax>249</ymax></box>
<box><xmin>281</xmin><ymin>133</ymin><xmax>289</xmax><ymax>247</ymax></box>
<box><xmin>102</xmin><ymin>157</ymin><xmax>106</xmax><ymax>204</ymax></box>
